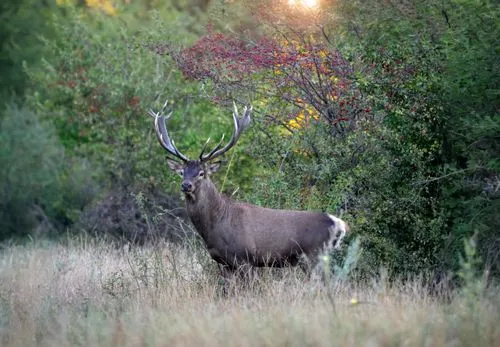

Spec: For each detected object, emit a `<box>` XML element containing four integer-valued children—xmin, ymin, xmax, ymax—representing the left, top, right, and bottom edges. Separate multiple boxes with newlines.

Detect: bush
<box><xmin>0</xmin><ymin>104</ymin><xmax>97</xmax><ymax>240</ymax></box>
<box><xmin>76</xmin><ymin>185</ymin><xmax>190</xmax><ymax>244</ymax></box>
<box><xmin>438</xmin><ymin>0</ymin><xmax>500</xmax><ymax>276</ymax></box>
<box><xmin>0</xmin><ymin>0</ymin><xmax>57</xmax><ymax>102</ymax></box>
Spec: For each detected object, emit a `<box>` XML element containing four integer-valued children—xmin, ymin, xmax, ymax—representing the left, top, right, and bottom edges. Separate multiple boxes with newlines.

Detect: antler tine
<box><xmin>148</xmin><ymin>99</ymin><xmax>190</xmax><ymax>162</ymax></box>
<box><xmin>147</xmin><ymin>98</ymin><xmax>171</xmax><ymax>119</ymax></box>
<box><xmin>200</xmin><ymin>134</ymin><xmax>225</xmax><ymax>161</ymax></box>
<box><xmin>199</xmin><ymin>137</ymin><xmax>212</xmax><ymax>160</ymax></box>
<box><xmin>201</xmin><ymin>102</ymin><xmax>252</xmax><ymax>162</ymax></box>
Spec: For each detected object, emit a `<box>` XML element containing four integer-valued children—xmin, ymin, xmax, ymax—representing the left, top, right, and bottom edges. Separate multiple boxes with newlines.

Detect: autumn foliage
<box><xmin>172</xmin><ymin>30</ymin><xmax>370</xmax><ymax>136</ymax></box>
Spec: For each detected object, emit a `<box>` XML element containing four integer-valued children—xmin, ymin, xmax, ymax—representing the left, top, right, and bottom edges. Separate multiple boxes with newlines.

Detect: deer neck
<box><xmin>185</xmin><ymin>178</ymin><xmax>226</xmax><ymax>241</ymax></box>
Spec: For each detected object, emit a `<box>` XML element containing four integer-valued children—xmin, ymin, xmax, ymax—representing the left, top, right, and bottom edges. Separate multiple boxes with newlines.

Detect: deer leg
<box><xmin>236</xmin><ymin>264</ymin><xmax>256</xmax><ymax>288</ymax></box>
<box><xmin>298</xmin><ymin>254</ymin><xmax>317</xmax><ymax>281</ymax></box>
<box><xmin>218</xmin><ymin>263</ymin><xmax>235</xmax><ymax>296</ymax></box>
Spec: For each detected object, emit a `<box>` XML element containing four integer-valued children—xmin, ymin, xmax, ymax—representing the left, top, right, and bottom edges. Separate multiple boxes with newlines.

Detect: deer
<box><xmin>147</xmin><ymin>99</ymin><xmax>350</xmax><ymax>287</ymax></box>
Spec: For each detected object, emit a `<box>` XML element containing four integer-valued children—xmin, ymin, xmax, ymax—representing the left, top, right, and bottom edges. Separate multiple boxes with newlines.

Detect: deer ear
<box><xmin>167</xmin><ymin>159</ymin><xmax>184</xmax><ymax>176</ymax></box>
<box><xmin>207</xmin><ymin>161</ymin><xmax>221</xmax><ymax>174</ymax></box>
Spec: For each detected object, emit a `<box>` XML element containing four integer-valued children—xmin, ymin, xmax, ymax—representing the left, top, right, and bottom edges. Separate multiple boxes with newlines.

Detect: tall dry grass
<box><xmin>0</xmin><ymin>236</ymin><xmax>498</xmax><ymax>347</ymax></box>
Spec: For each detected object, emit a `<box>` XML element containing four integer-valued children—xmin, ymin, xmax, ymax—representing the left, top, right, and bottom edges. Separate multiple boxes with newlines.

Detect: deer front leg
<box><xmin>218</xmin><ymin>263</ymin><xmax>235</xmax><ymax>296</ymax></box>
<box><xmin>236</xmin><ymin>263</ymin><xmax>257</xmax><ymax>288</ymax></box>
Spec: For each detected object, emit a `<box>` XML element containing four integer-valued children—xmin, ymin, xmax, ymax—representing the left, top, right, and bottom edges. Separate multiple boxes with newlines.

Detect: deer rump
<box><xmin>189</xmin><ymin>202</ymin><xmax>346</xmax><ymax>269</ymax></box>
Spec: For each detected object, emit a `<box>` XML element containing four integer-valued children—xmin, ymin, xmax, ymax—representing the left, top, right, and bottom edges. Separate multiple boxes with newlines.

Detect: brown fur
<box><xmin>168</xmin><ymin>160</ymin><xmax>349</xmax><ymax>279</ymax></box>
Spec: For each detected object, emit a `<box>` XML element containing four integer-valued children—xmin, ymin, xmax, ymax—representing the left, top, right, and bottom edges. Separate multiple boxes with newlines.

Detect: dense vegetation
<box><xmin>0</xmin><ymin>0</ymin><xmax>498</xmax><ymax>283</ymax></box>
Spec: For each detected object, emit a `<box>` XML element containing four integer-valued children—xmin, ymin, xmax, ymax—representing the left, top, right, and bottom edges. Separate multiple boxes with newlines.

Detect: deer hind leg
<box><xmin>218</xmin><ymin>263</ymin><xmax>256</xmax><ymax>295</ymax></box>
<box><xmin>298</xmin><ymin>253</ymin><xmax>315</xmax><ymax>279</ymax></box>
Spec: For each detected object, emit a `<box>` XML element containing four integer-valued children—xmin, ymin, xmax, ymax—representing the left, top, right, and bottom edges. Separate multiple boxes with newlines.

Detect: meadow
<box><xmin>0</xmin><ymin>236</ymin><xmax>498</xmax><ymax>347</ymax></box>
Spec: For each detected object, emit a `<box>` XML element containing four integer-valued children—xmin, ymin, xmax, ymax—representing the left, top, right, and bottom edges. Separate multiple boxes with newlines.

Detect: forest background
<box><xmin>2</xmin><ymin>0</ymin><xmax>498</xmax><ymax>278</ymax></box>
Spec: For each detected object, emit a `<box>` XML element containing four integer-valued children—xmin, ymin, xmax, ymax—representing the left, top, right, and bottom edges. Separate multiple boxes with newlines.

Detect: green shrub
<box><xmin>0</xmin><ymin>104</ymin><xmax>97</xmax><ymax>240</ymax></box>
<box><xmin>439</xmin><ymin>0</ymin><xmax>500</xmax><ymax>277</ymax></box>
<box><xmin>0</xmin><ymin>0</ymin><xmax>57</xmax><ymax>102</ymax></box>
<box><xmin>25</xmin><ymin>5</ymin><xmax>256</xmax><ymax>195</ymax></box>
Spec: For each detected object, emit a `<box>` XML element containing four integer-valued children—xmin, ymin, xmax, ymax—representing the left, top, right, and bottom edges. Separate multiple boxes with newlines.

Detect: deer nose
<box><xmin>181</xmin><ymin>182</ymin><xmax>193</xmax><ymax>192</ymax></box>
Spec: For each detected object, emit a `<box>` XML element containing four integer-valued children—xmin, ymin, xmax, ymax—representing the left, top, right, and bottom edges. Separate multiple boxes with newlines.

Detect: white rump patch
<box><xmin>326</xmin><ymin>214</ymin><xmax>349</xmax><ymax>250</ymax></box>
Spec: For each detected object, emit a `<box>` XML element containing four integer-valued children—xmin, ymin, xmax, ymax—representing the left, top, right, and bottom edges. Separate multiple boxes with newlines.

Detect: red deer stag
<box><xmin>148</xmin><ymin>99</ymin><xmax>349</xmax><ymax>283</ymax></box>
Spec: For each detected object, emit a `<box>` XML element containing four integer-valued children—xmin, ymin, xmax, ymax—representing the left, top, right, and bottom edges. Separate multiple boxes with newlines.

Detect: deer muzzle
<box><xmin>181</xmin><ymin>181</ymin><xmax>193</xmax><ymax>193</ymax></box>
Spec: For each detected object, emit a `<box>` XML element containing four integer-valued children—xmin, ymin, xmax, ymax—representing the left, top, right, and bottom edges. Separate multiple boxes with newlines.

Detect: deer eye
<box><xmin>199</xmin><ymin>171</ymin><xmax>205</xmax><ymax>177</ymax></box>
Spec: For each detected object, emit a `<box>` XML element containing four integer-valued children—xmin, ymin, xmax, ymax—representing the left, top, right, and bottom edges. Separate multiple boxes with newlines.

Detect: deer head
<box><xmin>148</xmin><ymin>99</ymin><xmax>252</xmax><ymax>198</ymax></box>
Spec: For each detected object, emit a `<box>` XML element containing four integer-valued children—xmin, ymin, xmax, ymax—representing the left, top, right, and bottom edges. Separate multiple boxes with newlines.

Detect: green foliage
<box><xmin>455</xmin><ymin>233</ymin><xmax>490</xmax><ymax>338</ymax></box>
<box><xmin>25</xmin><ymin>5</ymin><xmax>255</xmax><ymax>195</ymax></box>
<box><xmin>0</xmin><ymin>0</ymin><xmax>57</xmax><ymax>102</ymax></box>
<box><xmin>341</xmin><ymin>0</ymin><xmax>498</xmax><ymax>277</ymax></box>
<box><xmin>458</xmin><ymin>234</ymin><xmax>486</xmax><ymax>302</ymax></box>
<box><xmin>332</xmin><ymin>236</ymin><xmax>362</xmax><ymax>282</ymax></box>
<box><xmin>439</xmin><ymin>0</ymin><xmax>500</xmax><ymax>275</ymax></box>
<box><xmin>27</xmin><ymin>9</ymin><xmax>168</xmax><ymax>187</ymax></box>
<box><xmin>0</xmin><ymin>104</ymin><xmax>96</xmax><ymax>240</ymax></box>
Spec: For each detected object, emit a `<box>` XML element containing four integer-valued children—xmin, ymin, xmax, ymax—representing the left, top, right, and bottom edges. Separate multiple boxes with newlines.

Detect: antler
<box><xmin>200</xmin><ymin>102</ymin><xmax>252</xmax><ymax>162</ymax></box>
<box><xmin>147</xmin><ymin>99</ymin><xmax>190</xmax><ymax>162</ymax></box>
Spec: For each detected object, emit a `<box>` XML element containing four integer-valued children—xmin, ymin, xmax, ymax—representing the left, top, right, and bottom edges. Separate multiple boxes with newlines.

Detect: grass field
<box><xmin>0</xmin><ymin>237</ymin><xmax>498</xmax><ymax>347</ymax></box>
